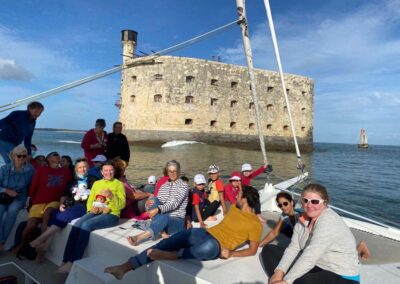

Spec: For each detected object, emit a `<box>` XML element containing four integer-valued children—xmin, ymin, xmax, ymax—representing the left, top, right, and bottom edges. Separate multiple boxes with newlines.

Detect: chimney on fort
<box><xmin>121</xmin><ymin>30</ymin><xmax>138</xmax><ymax>65</ymax></box>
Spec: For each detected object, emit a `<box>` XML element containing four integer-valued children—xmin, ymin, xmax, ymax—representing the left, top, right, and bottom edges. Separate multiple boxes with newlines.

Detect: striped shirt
<box><xmin>157</xmin><ymin>178</ymin><xmax>188</xmax><ymax>219</ymax></box>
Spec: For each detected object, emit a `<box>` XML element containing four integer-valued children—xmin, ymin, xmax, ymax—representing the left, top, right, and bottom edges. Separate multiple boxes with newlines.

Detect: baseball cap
<box><xmin>148</xmin><ymin>175</ymin><xmax>157</xmax><ymax>184</ymax></box>
<box><xmin>207</xmin><ymin>164</ymin><xmax>220</xmax><ymax>174</ymax></box>
<box><xmin>91</xmin><ymin>155</ymin><xmax>107</xmax><ymax>162</ymax></box>
<box><xmin>194</xmin><ymin>174</ymin><xmax>207</xmax><ymax>185</ymax></box>
<box><xmin>229</xmin><ymin>171</ymin><xmax>241</xmax><ymax>181</ymax></box>
<box><xmin>241</xmin><ymin>163</ymin><xmax>252</xmax><ymax>172</ymax></box>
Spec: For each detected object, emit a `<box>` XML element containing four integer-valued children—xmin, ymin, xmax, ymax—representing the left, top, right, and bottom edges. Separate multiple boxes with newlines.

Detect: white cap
<box><xmin>194</xmin><ymin>174</ymin><xmax>207</xmax><ymax>185</ymax></box>
<box><xmin>148</xmin><ymin>175</ymin><xmax>157</xmax><ymax>184</ymax></box>
<box><xmin>91</xmin><ymin>155</ymin><xmax>107</xmax><ymax>162</ymax></box>
<box><xmin>207</xmin><ymin>164</ymin><xmax>220</xmax><ymax>174</ymax></box>
<box><xmin>241</xmin><ymin>163</ymin><xmax>252</xmax><ymax>172</ymax></box>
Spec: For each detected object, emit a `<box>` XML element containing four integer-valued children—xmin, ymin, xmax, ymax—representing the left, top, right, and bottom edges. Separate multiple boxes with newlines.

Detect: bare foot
<box><xmin>11</xmin><ymin>244</ymin><xmax>23</xmax><ymax>255</ymax></box>
<box><xmin>36</xmin><ymin>249</ymin><xmax>46</xmax><ymax>263</ymax></box>
<box><xmin>160</xmin><ymin>232</ymin><xmax>170</xmax><ymax>239</ymax></box>
<box><xmin>104</xmin><ymin>262</ymin><xmax>133</xmax><ymax>280</ymax></box>
<box><xmin>357</xmin><ymin>240</ymin><xmax>371</xmax><ymax>260</ymax></box>
<box><xmin>57</xmin><ymin>262</ymin><xmax>72</xmax><ymax>274</ymax></box>
<box><xmin>30</xmin><ymin>239</ymin><xmax>41</xmax><ymax>248</ymax></box>
<box><xmin>205</xmin><ymin>216</ymin><xmax>217</xmax><ymax>222</ymax></box>
<box><xmin>147</xmin><ymin>249</ymin><xmax>178</xmax><ymax>260</ymax></box>
<box><xmin>127</xmin><ymin>236</ymin><xmax>139</xmax><ymax>246</ymax></box>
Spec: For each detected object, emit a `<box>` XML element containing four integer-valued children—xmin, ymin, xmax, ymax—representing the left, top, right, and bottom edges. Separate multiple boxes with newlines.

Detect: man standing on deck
<box><xmin>0</xmin><ymin>101</ymin><xmax>44</xmax><ymax>166</ymax></box>
<box><xmin>106</xmin><ymin>121</ymin><xmax>130</xmax><ymax>163</ymax></box>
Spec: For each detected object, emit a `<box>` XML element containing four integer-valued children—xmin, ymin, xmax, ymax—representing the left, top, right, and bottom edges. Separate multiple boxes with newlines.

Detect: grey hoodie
<box><xmin>276</xmin><ymin>207</ymin><xmax>360</xmax><ymax>283</ymax></box>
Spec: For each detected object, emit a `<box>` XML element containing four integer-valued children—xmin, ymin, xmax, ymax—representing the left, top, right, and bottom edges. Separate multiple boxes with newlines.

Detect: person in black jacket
<box><xmin>106</xmin><ymin>122</ymin><xmax>130</xmax><ymax>163</ymax></box>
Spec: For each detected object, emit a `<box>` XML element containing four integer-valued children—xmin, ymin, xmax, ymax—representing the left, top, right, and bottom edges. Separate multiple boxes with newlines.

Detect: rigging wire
<box><xmin>0</xmin><ymin>19</ymin><xmax>240</xmax><ymax>113</ymax></box>
<box><xmin>263</xmin><ymin>0</ymin><xmax>305</xmax><ymax>171</ymax></box>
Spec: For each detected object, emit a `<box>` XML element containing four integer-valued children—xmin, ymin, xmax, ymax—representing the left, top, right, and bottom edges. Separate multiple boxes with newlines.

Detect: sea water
<box><xmin>32</xmin><ymin>130</ymin><xmax>400</xmax><ymax>228</ymax></box>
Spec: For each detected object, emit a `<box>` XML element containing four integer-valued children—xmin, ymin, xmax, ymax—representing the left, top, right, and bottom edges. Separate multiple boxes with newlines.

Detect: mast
<box><xmin>235</xmin><ymin>0</ymin><xmax>268</xmax><ymax>163</ymax></box>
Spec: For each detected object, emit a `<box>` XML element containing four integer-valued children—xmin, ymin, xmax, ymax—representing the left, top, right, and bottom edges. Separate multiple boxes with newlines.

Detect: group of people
<box><xmin>0</xmin><ymin>103</ymin><xmax>368</xmax><ymax>283</ymax></box>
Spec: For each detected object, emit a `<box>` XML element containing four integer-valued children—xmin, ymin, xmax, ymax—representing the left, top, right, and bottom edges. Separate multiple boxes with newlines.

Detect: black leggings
<box><xmin>194</xmin><ymin>201</ymin><xmax>219</xmax><ymax>222</ymax></box>
<box><xmin>261</xmin><ymin>245</ymin><xmax>359</xmax><ymax>284</ymax></box>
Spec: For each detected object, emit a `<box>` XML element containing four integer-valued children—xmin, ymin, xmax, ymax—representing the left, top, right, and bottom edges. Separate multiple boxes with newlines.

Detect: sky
<box><xmin>0</xmin><ymin>0</ymin><xmax>399</xmax><ymax>146</ymax></box>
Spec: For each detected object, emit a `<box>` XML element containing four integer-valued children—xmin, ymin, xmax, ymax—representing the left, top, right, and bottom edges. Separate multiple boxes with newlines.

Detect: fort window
<box><xmin>185</xmin><ymin>119</ymin><xmax>193</xmax><ymax>125</ymax></box>
<box><xmin>231</xmin><ymin>100</ymin><xmax>238</xmax><ymax>108</ymax></box>
<box><xmin>130</xmin><ymin>95</ymin><xmax>136</xmax><ymax>102</ymax></box>
<box><xmin>211</xmin><ymin>98</ymin><xmax>218</xmax><ymax>106</ymax></box>
<box><xmin>266</xmin><ymin>104</ymin><xmax>273</xmax><ymax>111</ymax></box>
<box><xmin>283</xmin><ymin>106</ymin><xmax>287</xmax><ymax>112</ymax></box>
<box><xmin>211</xmin><ymin>79</ymin><xmax>218</xmax><ymax>86</ymax></box>
<box><xmin>131</xmin><ymin>75</ymin><xmax>137</xmax><ymax>82</ymax></box>
<box><xmin>186</xmin><ymin>76</ymin><xmax>195</xmax><ymax>83</ymax></box>
<box><xmin>231</xmin><ymin>81</ymin><xmax>238</xmax><ymax>89</ymax></box>
<box><xmin>210</xmin><ymin>120</ymin><xmax>217</xmax><ymax>127</ymax></box>
<box><xmin>301</xmin><ymin>107</ymin><xmax>306</xmax><ymax>112</ymax></box>
<box><xmin>249</xmin><ymin>123</ymin><xmax>255</xmax><ymax>129</ymax></box>
<box><xmin>154</xmin><ymin>74</ymin><xmax>163</xmax><ymax>80</ymax></box>
<box><xmin>283</xmin><ymin>125</ymin><xmax>289</xmax><ymax>131</ymax></box>
<box><xmin>286</xmin><ymin>88</ymin><xmax>290</xmax><ymax>94</ymax></box>
<box><xmin>249</xmin><ymin>84</ymin><xmax>252</xmax><ymax>90</ymax></box>
<box><xmin>185</xmin><ymin>96</ymin><xmax>194</xmax><ymax>104</ymax></box>
<box><xmin>267</xmin><ymin>86</ymin><xmax>274</xmax><ymax>92</ymax></box>
<box><xmin>267</xmin><ymin>124</ymin><xmax>272</xmax><ymax>130</ymax></box>
<box><xmin>302</xmin><ymin>91</ymin><xmax>307</xmax><ymax>95</ymax></box>
<box><xmin>230</xmin><ymin>122</ymin><xmax>236</xmax><ymax>129</ymax></box>
<box><xmin>154</xmin><ymin>94</ymin><xmax>162</xmax><ymax>103</ymax></box>
<box><xmin>301</xmin><ymin>126</ymin><xmax>306</xmax><ymax>132</ymax></box>
<box><xmin>249</xmin><ymin>102</ymin><xmax>254</xmax><ymax>110</ymax></box>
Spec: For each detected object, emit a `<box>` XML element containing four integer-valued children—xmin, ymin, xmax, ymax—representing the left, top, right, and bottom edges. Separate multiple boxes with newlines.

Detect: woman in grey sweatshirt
<box><xmin>265</xmin><ymin>184</ymin><xmax>360</xmax><ymax>284</ymax></box>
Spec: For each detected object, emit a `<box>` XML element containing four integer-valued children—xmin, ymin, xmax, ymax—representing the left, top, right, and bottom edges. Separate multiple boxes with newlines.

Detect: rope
<box><xmin>263</xmin><ymin>0</ymin><xmax>304</xmax><ymax>171</ymax></box>
<box><xmin>0</xmin><ymin>19</ymin><xmax>239</xmax><ymax>112</ymax></box>
<box><xmin>236</xmin><ymin>0</ymin><xmax>268</xmax><ymax>163</ymax></box>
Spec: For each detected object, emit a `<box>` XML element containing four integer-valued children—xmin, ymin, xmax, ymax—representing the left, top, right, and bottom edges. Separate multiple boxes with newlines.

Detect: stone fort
<box><xmin>118</xmin><ymin>30</ymin><xmax>314</xmax><ymax>152</ymax></box>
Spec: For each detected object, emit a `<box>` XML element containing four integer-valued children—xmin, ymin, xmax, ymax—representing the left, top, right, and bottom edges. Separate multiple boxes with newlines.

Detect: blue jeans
<box><xmin>62</xmin><ymin>213</ymin><xmax>119</xmax><ymax>262</ymax></box>
<box><xmin>0</xmin><ymin>140</ymin><xmax>15</xmax><ymax>166</ymax></box>
<box><xmin>146</xmin><ymin>197</ymin><xmax>185</xmax><ymax>239</ymax></box>
<box><xmin>130</xmin><ymin>228</ymin><xmax>220</xmax><ymax>269</ymax></box>
<box><xmin>0</xmin><ymin>197</ymin><xmax>26</xmax><ymax>244</ymax></box>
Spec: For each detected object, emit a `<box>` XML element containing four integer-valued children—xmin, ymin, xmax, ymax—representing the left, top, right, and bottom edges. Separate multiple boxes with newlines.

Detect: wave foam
<box><xmin>161</xmin><ymin>140</ymin><xmax>200</xmax><ymax>148</ymax></box>
<box><xmin>57</xmin><ymin>140</ymin><xmax>81</xmax><ymax>144</ymax></box>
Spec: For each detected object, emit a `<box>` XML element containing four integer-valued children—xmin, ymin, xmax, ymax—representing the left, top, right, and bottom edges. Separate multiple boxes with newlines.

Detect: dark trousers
<box><xmin>193</xmin><ymin>200</ymin><xmax>219</xmax><ymax>222</ymax></box>
<box><xmin>261</xmin><ymin>245</ymin><xmax>359</xmax><ymax>284</ymax></box>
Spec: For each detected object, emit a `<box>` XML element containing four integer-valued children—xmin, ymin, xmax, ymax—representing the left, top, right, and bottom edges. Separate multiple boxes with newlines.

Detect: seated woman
<box><xmin>259</xmin><ymin>192</ymin><xmax>299</xmax><ymax>247</ymax></box>
<box><xmin>263</xmin><ymin>184</ymin><xmax>361</xmax><ymax>284</ymax></box>
<box><xmin>126</xmin><ymin>160</ymin><xmax>188</xmax><ymax>246</ymax></box>
<box><xmin>104</xmin><ymin>186</ymin><xmax>263</xmax><ymax>280</ymax></box>
<box><xmin>111</xmin><ymin>158</ymin><xmax>152</xmax><ymax>220</ymax></box>
<box><xmin>30</xmin><ymin>158</ymin><xmax>96</xmax><ymax>261</ymax></box>
<box><xmin>0</xmin><ymin>146</ymin><xmax>35</xmax><ymax>250</ymax></box>
<box><xmin>57</xmin><ymin>163</ymin><xmax>125</xmax><ymax>273</ymax></box>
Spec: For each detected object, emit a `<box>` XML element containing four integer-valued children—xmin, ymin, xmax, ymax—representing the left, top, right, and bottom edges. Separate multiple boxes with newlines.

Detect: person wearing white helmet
<box><xmin>207</xmin><ymin>165</ymin><xmax>228</xmax><ymax>215</ymax></box>
<box><xmin>191</xmin><ymin>174</ymin><xmax>218</xmax><ymax>228</ymax></box>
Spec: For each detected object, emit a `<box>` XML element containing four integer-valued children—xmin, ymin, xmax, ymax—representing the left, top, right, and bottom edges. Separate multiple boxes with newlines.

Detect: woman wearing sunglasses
<box><xmin>259</xmin><ymin>192</ymin><xmax>299</xmax><ymax>248</ymax></box>
<box><xmin>0</xmin><ymin>146</ymin><xmax>34</xmax><ymax>250</ymax></box>
<box><xmin>264</xmin><ymin>184</ymin><xmax>360</xmax><ymax>284</ymax></box>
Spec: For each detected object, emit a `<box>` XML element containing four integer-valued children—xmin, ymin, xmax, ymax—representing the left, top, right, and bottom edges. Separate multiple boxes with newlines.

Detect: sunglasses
<box><xmin>16</xmin><ymin>154</ymin><xmax>27</xmax><ymax>158</ymax></box>
<box><xmin>302</xmin><ymin>198</ymin><xmax>324</xmax><ymax>205</ymax></box>
<box><xmin>277</xmin><ymin>201</ymin><xmax>289</xmax><ymax>208</ymax></box>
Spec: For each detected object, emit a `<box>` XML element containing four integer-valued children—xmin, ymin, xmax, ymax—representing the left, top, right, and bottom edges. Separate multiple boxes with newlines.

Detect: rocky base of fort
<box><xmin>125</xmin><ymin>129</ymin><xmax>313</xmax><ymax>153</ymax></box>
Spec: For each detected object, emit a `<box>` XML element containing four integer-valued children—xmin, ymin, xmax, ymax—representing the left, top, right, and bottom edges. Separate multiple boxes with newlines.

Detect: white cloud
<box><xmin>0</xmin><ymin>58</ymin><xmax>35</xmax><ymax>81</ymax></box>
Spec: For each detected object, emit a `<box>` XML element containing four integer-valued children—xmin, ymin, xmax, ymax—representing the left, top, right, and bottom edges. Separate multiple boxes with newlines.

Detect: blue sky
<box><xmin>0</xmin><ymin>0</ymin><xmax>399</xmax><ymax>146</ymax></box>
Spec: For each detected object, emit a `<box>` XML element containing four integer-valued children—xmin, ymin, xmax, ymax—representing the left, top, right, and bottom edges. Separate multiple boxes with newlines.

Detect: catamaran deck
<box><xmin>1</xmin><ymin>210</ymin><xmax>399</xmax><ymax>284</ymax></box>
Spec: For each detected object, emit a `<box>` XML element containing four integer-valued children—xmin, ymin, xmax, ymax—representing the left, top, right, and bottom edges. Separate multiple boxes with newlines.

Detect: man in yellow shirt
<box><xmin>105</xmin><ymin>186</ymin><xmax>263</xmax><ymax>280</ymax></box>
